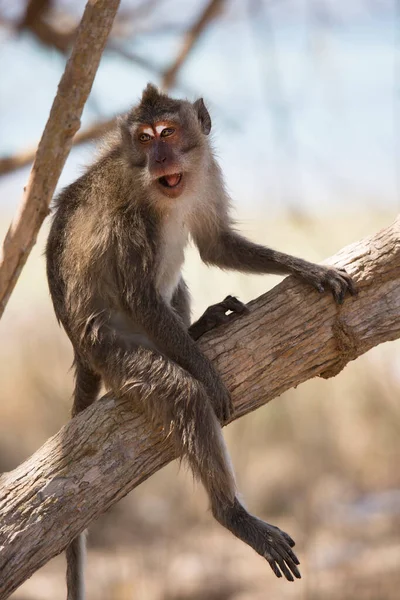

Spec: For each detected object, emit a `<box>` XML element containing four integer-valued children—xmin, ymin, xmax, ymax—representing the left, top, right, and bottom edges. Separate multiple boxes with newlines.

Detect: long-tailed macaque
<box><xmin>46</xmin><ymin>84</ymin><xmax>356</xmax><ymax>600</ymax></box>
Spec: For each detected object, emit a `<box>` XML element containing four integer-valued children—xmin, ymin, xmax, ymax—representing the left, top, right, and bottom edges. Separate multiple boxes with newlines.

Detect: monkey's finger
<box><xmin>333</xmin><ymin>272</ymin><xmax>354</xmax><ymax>290</ymax></box>
<box><xmin>328</xmin><ymin>279</ymin><xmax>345</xmax><ymax>304</ymax></box>
<box><xmin>335</xmin><ymin>285</ymin><xmax>346</xmax><ymax>305</ymax></box>
<box><xmin>347</xmin><ymin>279</ymin><xmax>358</xmax><ymax>296</ymax></box>
<box><xmin>327</xmin><ymin>269</ymin><xmax>358</xmax><ymax>300</ymax></box>
<box><xmin>337</xmin><ymin>270</ymin><xmax>358</xmax><ymax>296</ymax></box>
<box><xmin>265</xmin><ymin>554</ymin><xmax>283</xmax><ymax>578</ymax></box>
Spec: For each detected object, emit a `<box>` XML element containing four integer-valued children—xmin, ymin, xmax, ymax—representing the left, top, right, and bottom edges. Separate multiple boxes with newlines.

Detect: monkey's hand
<box><xmin>189</xmin><ymin>295</ymin><xmax>249</xmax><ymax>341</ymax></box>
<box><xmin>295</xmin><ymin>264</ymin><xmax>357</xmax><ymax>305</ymax></box>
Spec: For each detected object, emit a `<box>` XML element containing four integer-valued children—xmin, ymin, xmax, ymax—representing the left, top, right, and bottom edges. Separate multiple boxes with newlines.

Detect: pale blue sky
<box><xmin>0</xmin><ymin>1</ymin><xmax>398</xmax><ymax>217</ymax></box>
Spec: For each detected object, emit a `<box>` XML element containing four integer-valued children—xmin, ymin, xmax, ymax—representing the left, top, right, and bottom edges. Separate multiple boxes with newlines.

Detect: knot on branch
<box><xmin>320</xmin><ymin>318</ymin><xmax>359</xmax><ymax>379</ymax></box>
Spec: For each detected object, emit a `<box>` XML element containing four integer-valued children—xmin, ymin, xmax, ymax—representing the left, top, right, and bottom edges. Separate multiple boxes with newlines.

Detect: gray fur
<box><xmin>46</xmin><ymin>85</ymin><xmax>357</xmax><ymax>598</ymax></box>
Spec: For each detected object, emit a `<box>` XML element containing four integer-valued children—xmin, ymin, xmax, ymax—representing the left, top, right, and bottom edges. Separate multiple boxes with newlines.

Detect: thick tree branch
<box><xmin>0</xmin><ymin>218</ymin><xmax>399</xmax><ymax>599</ymax></box>
<box><xmin>0</xmin><ymin>0</ymin><xmax>120</xmax><ymax>319</ymax></box>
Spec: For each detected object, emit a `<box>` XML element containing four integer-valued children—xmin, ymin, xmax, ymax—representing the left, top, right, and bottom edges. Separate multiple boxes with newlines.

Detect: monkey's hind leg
<box><xmin>98</xmin><ymin>345</ymin><xmax>300</xmax><ymax>581</ymax></box>
<box><xmin>66</xmin><ymin>359</ymin><xmax>101</xmax><ymax>600</ymax></box>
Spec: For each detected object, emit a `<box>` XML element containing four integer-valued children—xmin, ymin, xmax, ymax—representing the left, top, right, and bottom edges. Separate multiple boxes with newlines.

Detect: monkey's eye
<box><xmin>139</xmin><ymin>133</ymin><xmax>152</xmax><ymax>143</ymax></box>
<box><xmin>160</xmin><ymin>128</ymin><xmax>175</xmax><ymax>138</ymax></box>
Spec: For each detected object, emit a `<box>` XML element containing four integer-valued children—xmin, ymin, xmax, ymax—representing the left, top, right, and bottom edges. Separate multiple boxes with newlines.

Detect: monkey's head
<box><xmin>121</xmin><ymin>84</ymin><xmax>212</xmax><ymax>200</ymax></box>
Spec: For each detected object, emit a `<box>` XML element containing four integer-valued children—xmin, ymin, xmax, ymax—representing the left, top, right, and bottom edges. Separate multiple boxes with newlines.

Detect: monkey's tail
<box><xmin>65</xmin><ymin>357</ymin><xmax>100</xmax><ymax>600</ymax></box>
<box><xmin>66</xmin><ymin>533</ymin><xmax>86</xmax><ymax>600</ymax></box>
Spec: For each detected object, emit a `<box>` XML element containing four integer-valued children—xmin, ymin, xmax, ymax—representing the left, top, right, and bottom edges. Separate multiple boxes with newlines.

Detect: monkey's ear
<box><xmin>193</xmin><ymin>98</ymin><xmax>212</xmax><ymax>135</ymax></box>
<box><xmin>118</xmin><ymin>114</ymin><xmax>132</xmax><ymax>145</ymax></box>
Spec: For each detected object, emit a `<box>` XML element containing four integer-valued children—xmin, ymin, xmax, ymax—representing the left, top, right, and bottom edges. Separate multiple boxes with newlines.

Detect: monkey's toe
<box><xmin>263</xmin><ymin>526</ymin><xmax>301</xmax><ymax>582</ymax></box>
<box><xmin>269</xmin><ymin>524</ymin><xmax>296</xmax><ymax>548</ymax></box>
<box><xmin>219</xmin><ymin>295</ymin><xmax>249</xmax><ymax>315</ymax></box>
<box><xmin>212</xmin><ymin>388</ymin><xmax>234</xmax><ymax>424</ymax></box>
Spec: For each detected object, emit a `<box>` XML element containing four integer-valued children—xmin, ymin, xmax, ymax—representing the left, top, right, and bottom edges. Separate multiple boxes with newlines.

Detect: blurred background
<box><xmin>1</xmin><ymin>1</ymin><xmax>400</xmax><ymax>599</ymax></box>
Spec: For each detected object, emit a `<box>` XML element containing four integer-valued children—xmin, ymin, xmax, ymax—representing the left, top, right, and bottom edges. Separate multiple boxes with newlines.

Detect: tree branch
<box><xmin>0</xmin><ymin>0</ymin><xmax>225</xmax><ymax>178</ymax></box>
<box><xmin>0</xmin><ymin>0</ymin><xmax>120</xmax><ymax>319</ymax></box>
<box><xmin>0</xmin><ymin>117</ymin><xmax>118</xmax><ymax>177</ymax></box>
<box><xmin>161</xmin><ymin>0</ymin><xmax>226</xmax><ymax>90</ymax></box>
<box><xmin>0</xmin><ymin>0</ymin><xmax>227</xmax><ymax>179</ymax></box>
<box><xmin>0</xmin><ymin>218</ymin><xmax>399</xmax><ymax>599</ymax></box>
<box><xmin>17</xmin><ymin>0</ymin><xmax>75</xmax><ymax>53</ymax></box>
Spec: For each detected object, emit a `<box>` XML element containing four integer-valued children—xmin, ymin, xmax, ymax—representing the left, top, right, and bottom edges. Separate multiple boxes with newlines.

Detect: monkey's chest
<box><xmin>155</xmin><ymin>221</ymin><xmax>188</xmax><ymax>304</ymax></box>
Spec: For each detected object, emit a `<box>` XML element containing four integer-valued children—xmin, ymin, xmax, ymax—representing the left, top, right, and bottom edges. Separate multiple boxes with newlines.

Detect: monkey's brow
<box><xmin>134</xmin><ymin>112</ymin><xmax>180</xmax><ymax>126</ymax></box>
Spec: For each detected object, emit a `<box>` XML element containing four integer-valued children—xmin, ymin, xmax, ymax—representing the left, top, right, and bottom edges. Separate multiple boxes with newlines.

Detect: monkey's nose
<box><xmin>156</xmin><ymin>157</ymin><xmax>166</xmax><ymax>163</ymax></box>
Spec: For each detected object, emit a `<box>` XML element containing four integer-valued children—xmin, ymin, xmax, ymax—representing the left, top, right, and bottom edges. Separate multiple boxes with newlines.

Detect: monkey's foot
<box><xmin>211</xmin><ymin>382</ymin><xmax>234</xmax><ymax>424</ymax></box>
<box><xmin>261</xmin><ymin>523</ymin><xmax>301</xmax><ymax>581</ymax></box>
<box><xmin>215</xmin><ymin>499</ymin><xmax>301</xmax><ymax>582</ymax></box>
<box><xmin>189</xmin><ymin>295</ymin><xmax>249</xmax><ymax>341</ymax></box>
<box><xmin>297</xmin><ymin>265</ymin><xmax>358</xmax><ymax>305</ymax></box>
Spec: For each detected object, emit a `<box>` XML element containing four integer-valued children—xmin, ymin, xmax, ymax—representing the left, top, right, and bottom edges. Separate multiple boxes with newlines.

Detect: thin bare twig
<box><xmin>161</xmin><ymin>0</ymin><xmax>226</xmax><ymax>90</ymax></box>
<box><xmin>18</xmin><ymin>0</ymin><xmax>75</xmax><ymax>52</ymax></box>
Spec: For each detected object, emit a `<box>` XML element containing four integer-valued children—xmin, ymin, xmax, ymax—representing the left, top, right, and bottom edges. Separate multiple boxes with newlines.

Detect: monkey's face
<box><xmin>124</xmin><ymin>85</ymin><xmax>212</xmax><ymax>201</ymax></box>
<box><xmin>135</xmin><ymin>120</ymin><xmax>190</xmax><ymax>199</ymax></box>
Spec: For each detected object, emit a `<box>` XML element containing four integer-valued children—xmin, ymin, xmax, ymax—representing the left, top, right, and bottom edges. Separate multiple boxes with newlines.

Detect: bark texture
<box><xmin>0</xmin><ymin>0</ymin><xmax>120</xmax><ymax>318</ymax></box>
<box><xmin>0</xmin><ymin>217</ymin><xmax>399</xmax><ymax>598</ymax></box>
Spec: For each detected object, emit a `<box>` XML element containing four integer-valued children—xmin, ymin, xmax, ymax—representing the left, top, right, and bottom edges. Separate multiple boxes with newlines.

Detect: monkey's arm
<box><xmin>195</xmin><ymin>229</ymin><xmax>357</xmax><ymax>304</ymax></box>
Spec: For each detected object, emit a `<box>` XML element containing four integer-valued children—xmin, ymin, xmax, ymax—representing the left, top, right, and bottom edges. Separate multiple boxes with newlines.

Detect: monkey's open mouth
<box><xmin>158</xmin><ymin>173</ymin><xmax>182</xmax><ymax>188</ymax></box>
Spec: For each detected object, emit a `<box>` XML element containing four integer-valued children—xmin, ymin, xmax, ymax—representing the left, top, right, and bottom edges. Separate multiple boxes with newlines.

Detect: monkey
<box><xmin>45</xmin><ymin>83</ymin><xmax>357</xmax><ymax>600</ymax></box>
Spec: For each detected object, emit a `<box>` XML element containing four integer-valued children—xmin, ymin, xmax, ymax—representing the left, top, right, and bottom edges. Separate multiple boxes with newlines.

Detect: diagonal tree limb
<box><xmin>0</xmin><ymin>0</ymin><xmax>121</xmax><ymax>319</ymax></box>
<box><xmin>0</xmin><ymin>217</ymin><xmax>399</xmax><ymax>599</ymax></box>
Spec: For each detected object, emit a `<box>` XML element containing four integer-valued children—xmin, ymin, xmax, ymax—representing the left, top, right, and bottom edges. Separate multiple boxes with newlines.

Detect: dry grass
<box><xmin>1</xmin><ymin>210</ymin><xmax>399</xmax><ymax>600</ymax></box>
